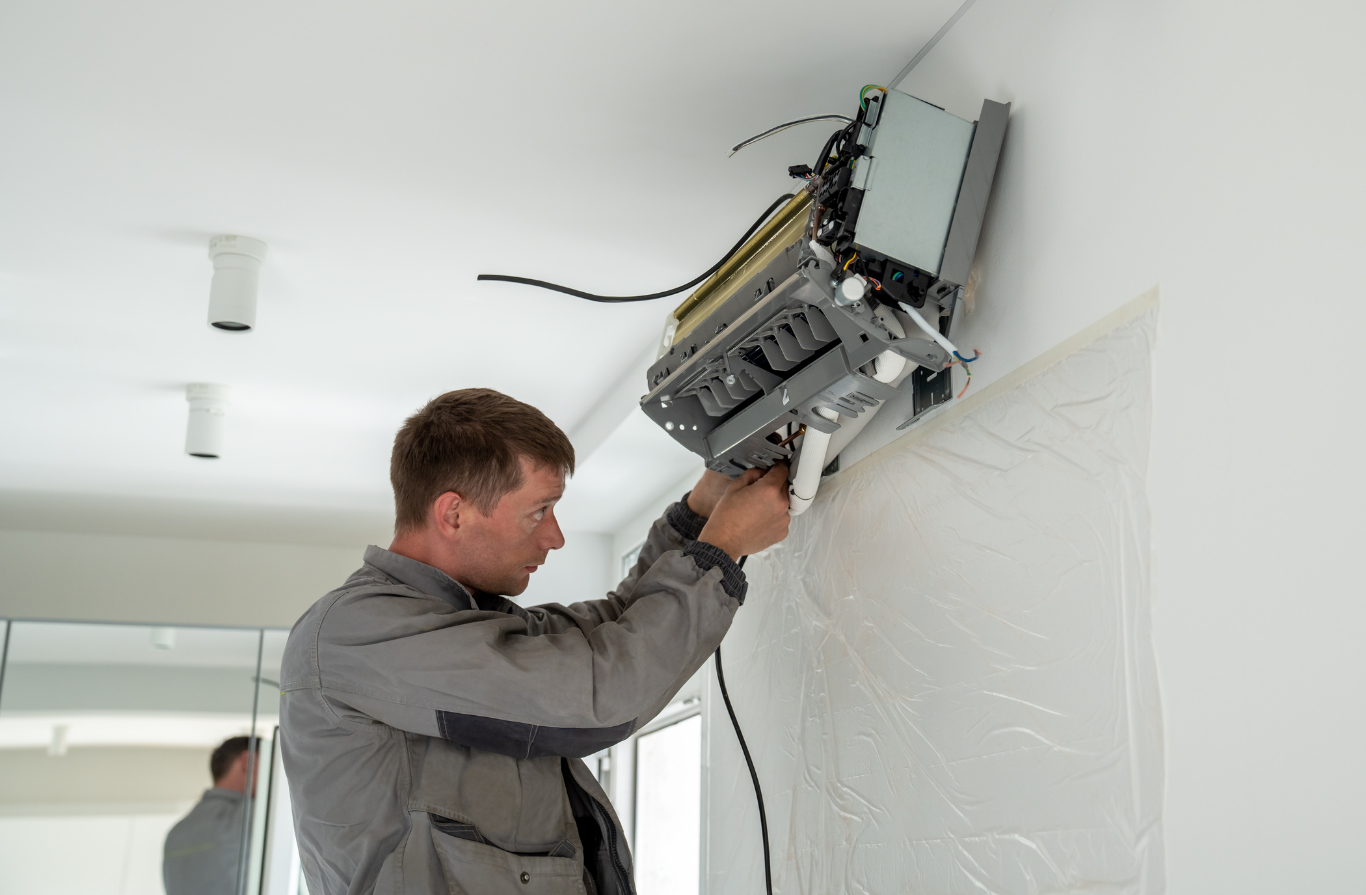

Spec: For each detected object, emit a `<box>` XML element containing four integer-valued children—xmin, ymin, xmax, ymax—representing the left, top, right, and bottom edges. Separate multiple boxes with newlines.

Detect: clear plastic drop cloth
<box><xmin>704</xmin><ymin>310</ymin><xmax>1163</xmax><ymax>895</ymax></box>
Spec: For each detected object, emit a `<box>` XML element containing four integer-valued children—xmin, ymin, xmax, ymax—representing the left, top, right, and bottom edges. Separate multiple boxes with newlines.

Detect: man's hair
<box><xmin>210</xmin><ymin>736</ymin><xmax>256</xmax><ymax>782</ymax></box>
<box><xmin>390</xmin><ymin>388</ymin><xmax>575</xmax><ymax>533</ymax></box>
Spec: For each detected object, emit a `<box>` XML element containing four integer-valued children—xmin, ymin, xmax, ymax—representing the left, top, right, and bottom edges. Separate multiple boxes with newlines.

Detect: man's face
<box><xmin>453</xmin><ymin>458</ymin><xmax>566</xmax><ymax>596</ymax></box>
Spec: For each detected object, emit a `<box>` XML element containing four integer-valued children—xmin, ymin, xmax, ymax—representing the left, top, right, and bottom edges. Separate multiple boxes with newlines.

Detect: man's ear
<box><xmin>432</xmin><ymin>491</ymin><xmax>463</xmax><ymax>537</ymax></box>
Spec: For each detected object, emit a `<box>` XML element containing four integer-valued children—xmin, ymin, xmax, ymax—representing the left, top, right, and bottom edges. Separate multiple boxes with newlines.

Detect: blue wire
<box><xmin>953</xmin><ymin>350</ymin><xmax>979</xmax><ymax>364</ymax></box>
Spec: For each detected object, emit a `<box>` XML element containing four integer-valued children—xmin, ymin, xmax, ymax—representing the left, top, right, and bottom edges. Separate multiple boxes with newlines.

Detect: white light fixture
<box><xmin>48</xmin><ymin>724</ymin><xmax>69</xmax><ymax>758</ymax></box>
<box><xmin>207</xmin><ymin>235</ymin><xmax>268</xmax><ymax>331</ymax></box>
<box><xmin>186</xmin><ymin>383</ymin><xmax>231</xmax><ymax>458</ymax></box>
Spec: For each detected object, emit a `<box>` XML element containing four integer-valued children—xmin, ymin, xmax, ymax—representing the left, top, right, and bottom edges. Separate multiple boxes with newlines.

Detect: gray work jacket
<box><xmin>163</xmin><ymin>787</ymin><xmax>244</xmax><ymax>895</ymax></box>
<box><xmin>280</xmin><ymin>499</ymin><xmax>745</xmax><ymax>895</ymax></box>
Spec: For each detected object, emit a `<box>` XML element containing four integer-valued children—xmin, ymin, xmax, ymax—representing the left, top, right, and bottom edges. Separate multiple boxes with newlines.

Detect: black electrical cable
<box><xmin>713</xmin><ymin>555</ymin><xmax>773</xmax><ymax>895</ymax></box>
<box><xmin>813</xmin><ymin>126</ymin><xmax>844</xmax><ymax>176</ymax></box>
<box><xmin>476</xmin><ymin>193</ymin><xmax>796</xmax><ymax>303</ymax></box>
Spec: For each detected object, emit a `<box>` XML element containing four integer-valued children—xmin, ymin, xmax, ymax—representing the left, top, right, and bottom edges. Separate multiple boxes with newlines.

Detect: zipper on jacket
<box><xmin>561</xmin><ymin>758</ymin><xmax>632</xmax><ymax>895</ymax></box>
<box><xmin>588</xmin><ymin>796</ymin><xmax>632</xmax><ymax>895</ymax></box>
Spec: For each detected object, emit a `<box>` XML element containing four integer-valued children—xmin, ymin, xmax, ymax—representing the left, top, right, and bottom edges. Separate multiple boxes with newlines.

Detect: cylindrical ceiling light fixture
<box><xmin>207</xmin><ymin>235</ymin><xmax>268</xmax><ymax>331</ymax></box>
<box><xmin>185</xmin><ymin>383</ymin><xmax>231</xmax><ymax>458</ymax></box>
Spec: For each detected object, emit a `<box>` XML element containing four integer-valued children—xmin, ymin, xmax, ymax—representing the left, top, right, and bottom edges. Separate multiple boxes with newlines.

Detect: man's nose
<box><xmin>541</xmin><ymin>509</ymin><xmax>566</xmax><ymax>551</ymax></box>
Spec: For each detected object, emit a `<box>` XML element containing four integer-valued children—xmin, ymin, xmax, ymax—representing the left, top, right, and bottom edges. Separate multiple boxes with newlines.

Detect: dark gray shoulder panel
<box><xmin>435</xmin><ymin>711</ymin><xmax>634</xmax><ymax>759</ymax></box>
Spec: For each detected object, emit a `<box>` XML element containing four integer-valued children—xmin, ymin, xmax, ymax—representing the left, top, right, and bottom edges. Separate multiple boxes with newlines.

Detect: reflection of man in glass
<box><xmin>163</xmin><ymin>735</ymin><xmax>257</xmax><ymax>895</ymax></box>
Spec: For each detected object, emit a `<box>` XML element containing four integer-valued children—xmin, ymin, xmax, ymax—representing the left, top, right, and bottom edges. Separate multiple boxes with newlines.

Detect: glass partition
<box><xmin>0</xmin><ymin>620</ymin><xmax>298</xmax><ymax>895</ymax></box>
<box><xmin>249</xmin><ymin>629</ymin><xmax>299</xmax><ymax>895</ymax></box>
<box><xmin>1</xmin><ymin>616</ymin><xmax>699</xmax><ymax>895</ymax></box>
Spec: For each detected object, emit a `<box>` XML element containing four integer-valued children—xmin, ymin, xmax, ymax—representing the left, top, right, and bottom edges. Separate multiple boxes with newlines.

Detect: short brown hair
<box><xmin>390</xmin><ymin>388</ymin><xmax>575</xmax><ymax>532</ymax></box>
<box><xmin>210</xmin><ymin>735</ymin><xmax>257</xmax><ymax>782</ymax></box>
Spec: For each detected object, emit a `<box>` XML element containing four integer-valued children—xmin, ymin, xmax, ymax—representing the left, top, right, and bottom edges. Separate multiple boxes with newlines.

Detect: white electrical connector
<box><xmin>656</xmin><ymin>314</ymin><xmax>679</xmax><ymax>360</ymax></box>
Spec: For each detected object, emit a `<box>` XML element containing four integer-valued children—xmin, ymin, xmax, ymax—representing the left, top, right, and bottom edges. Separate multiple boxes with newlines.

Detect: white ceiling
<box><xmin>0</xmin><ymin>0</ymin><xmax>963</xmax><ymax>537</ymax></box>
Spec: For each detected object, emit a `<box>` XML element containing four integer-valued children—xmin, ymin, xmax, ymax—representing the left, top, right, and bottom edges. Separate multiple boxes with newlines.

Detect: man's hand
<box><xmin>697</xmin><ymin>463</ymin><xmax>792</xmax><ymax>561</ymax></box>
<box><xmin>686</xmin><ymin>469</ymin><xmax>733</xmax><ymax>518</ymax></box>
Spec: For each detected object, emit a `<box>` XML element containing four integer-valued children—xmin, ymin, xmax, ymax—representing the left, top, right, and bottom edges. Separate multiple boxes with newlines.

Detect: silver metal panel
<box><xmin>705</xmin><ymin>348</ymin><xmax>851</xmax><ymax>458</ymax></box>
<box><xmin>855</xmin><ymin>90</ymin><xmax>975</xmax><ymax>276</ymax></box>
<box><xmin>945</xmin><ymin>102</ymin><xmax>1010</xmax><ymax>291</ymax></box>
<box><xmin>938</xmin><ymin>99</ymin><xmax>1011</xmax><ymax>288</ymax></box>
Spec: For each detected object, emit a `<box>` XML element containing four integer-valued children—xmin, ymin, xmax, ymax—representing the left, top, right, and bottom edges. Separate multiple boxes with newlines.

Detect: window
<box><xmin>621</xmin><ymin>541</ymin><xmax>645</xmax><ymax>580</ymax></box>
<box><xmin>588</xmin><ymin>747</ymin><xmax>612</xmax><ymax>796</ymax></box>
<box><xmin>633</xmin><ymin>713</ymin><xmax>702</xmax><ymax>895</ymax></box>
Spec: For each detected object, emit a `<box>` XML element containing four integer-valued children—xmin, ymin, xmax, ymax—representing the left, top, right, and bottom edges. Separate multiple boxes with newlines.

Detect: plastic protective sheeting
<box><xmin>704</xmin><ymin>310</ymin><xmax>1163</xmax><ymax>895</ymax></box>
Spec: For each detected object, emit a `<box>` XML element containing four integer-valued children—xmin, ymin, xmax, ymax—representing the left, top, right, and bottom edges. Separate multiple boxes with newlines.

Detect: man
<box><xmin>281</xmin><ymin>388</ymin><xmax>789</xmax><ymax>895</ymax></box>
<box><xmin>163</xmin><ymin>735</ymin><xmax>257</xmax><ymax>895</ymax></box>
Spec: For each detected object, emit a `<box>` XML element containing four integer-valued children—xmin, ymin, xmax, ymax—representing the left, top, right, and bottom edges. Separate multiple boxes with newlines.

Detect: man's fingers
<box><xmin>732</xmin><ymin>467</ymin><xmax>764</xmax><ymax>488</ymax></box>
<box><xmin>698</xmin><ymin>460</ymin><xmax>797</xmax><ymax>558</ymax></box>
<box><xmin>762</xmin><ymin>462</ymin><xmax>789</xmax><ymax>482</ymax></box>
<box><xmin>762</xmin><ymin>463</ymin><xmax>791</xmax><ymax>499</ymax></box>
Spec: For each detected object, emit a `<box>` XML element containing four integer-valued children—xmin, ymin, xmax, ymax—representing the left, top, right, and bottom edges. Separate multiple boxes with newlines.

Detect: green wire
<box><xmin>859</xmin><ymin>84</ymin><xmax>887</xmax><ymax>109</ymax></box>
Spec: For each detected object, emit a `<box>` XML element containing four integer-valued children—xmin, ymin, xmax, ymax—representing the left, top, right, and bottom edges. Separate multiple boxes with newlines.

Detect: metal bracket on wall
<box><xmin>897</xmin><ymin>365</ymin><xmax>954</xmax><ymax>430</ymax></box>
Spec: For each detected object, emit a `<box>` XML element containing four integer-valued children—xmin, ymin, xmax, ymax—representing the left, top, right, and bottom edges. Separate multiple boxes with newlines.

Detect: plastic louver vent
<box><xmin>679</xmin><ymin>306</ymin><xmax>840</xmax><ymax>418</ymax></box>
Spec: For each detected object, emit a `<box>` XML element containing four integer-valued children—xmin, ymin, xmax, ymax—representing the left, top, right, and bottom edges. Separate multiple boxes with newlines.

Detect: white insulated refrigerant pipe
<box><xmin>786</xmin><ymin>405</ymin><xmax>839</xmax><ymax>516</ymax></box>
<box><xmin>787</xmin><ymin>349</ymin><xmax>906</xmax><ymax>515</ymax></box>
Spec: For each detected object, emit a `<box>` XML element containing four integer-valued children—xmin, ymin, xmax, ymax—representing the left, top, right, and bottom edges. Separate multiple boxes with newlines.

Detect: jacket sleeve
<box><xmin>307</xmin><ymin>529</ymin><xmax>746</xmax><ymax>760</ymax></box>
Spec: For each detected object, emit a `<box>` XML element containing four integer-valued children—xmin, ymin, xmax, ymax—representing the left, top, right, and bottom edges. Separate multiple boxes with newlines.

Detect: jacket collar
<box><xmin>363</xmin><ymin>545</ymin><xmax>474</xmax><ymax>610</ymax></box>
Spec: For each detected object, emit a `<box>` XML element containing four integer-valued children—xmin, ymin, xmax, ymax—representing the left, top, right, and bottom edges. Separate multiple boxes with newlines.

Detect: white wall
<box><xmin>0</xmin><ymin>495</ymin><xmax>612</xmax><ymax>623</ymax></box>
<box><xmin>0</xmin><ymin>528</ymin><xmax>361</xmax><ymax>628</ymax></box>
<box><xmin>0</xmin><ymin>812</ymin><xmax>183</xmax><ymax>895</ymax></box>
<box><xmin>516</xmin><ymin>530</ymin><xmax>613</xmax><ymax>608</ymax></box>
<box><xmin>886</xmin><ymin>2</ymin><xmax>1366</xmax><ymax>891</ymax></box>
<box><xmin>0</xmin><ymin>746</ymin><xmax>209</xmax><ymax>806</ymax></box>
<box><xmin>0</xmin><ymin>491</ymin><xmax>385</xmax><ymax>627</ymax></box>
<box><xmin>610</xmin><ymin>466</ymin><xmax>704</xmax><ymax>574</ymax></box>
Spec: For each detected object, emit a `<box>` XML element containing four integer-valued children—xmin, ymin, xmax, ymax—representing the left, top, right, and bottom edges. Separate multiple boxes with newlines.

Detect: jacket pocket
<box><xmin>429</xmin><ymin>817</ymin><xmax>584</xmax><ymax>895</ymax></box>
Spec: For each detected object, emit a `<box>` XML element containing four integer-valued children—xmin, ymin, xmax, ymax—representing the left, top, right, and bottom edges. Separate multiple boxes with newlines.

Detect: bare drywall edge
<box><xmin>826</xmin><ymin>284</ymin><xmax>1159</xmax><ymax>492</ymax></box>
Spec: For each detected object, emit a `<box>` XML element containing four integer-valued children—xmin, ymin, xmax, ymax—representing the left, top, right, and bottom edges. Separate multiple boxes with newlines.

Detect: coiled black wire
<box><xmin>713</xmin><ymin>554</ymin><xmax>773</xmax><ymax>895</ymax></box>
<box><xmin>476</xmin><ymin>193</ymin><xmax>795</xmax><ymax>303</ymax></box>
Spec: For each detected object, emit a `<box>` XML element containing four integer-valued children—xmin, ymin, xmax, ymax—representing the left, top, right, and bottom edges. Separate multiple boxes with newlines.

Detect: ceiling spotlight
<box><xmin>186</xmin><ymin>383</ymin><xmax>231</xmax><ymax>459</ymax></box>
<box><xmin>207</xmin><ymin>235</ymin><xmax>268</xmax><ymax>331</ymax></box>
